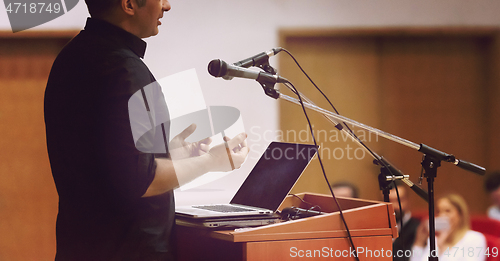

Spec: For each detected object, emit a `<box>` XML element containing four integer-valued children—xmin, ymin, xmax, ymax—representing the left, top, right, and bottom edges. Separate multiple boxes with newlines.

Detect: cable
<box><xmin>288</xmin><ymin>193</ymin><xmax>322</xmax><ymax>213</ymax></box>
<box><xmin>278</xmin><ymin>48</ymin><xmax>405</xmax><ymax>217</ymax></box>
<box><xmin>278</xmin><ymin>49</ymin><xmax>410</xmax><ymax>260</ymax></box>
<box><xmin>289</xmin><ymin>193</ymin><xmax>315</xmax><ymax>208</ymax></box>
<box><xmin>283</xmin><ymin>80</ymin><xmax>360</xmax><ymax>261</ymax></box>
<box><xmin>280</xmin><ymin>48</ymin><xmax>381</xmax><ymax>162</ymax></box>
<box><xmin>238</xmin><ymin>48</ymin><xmax>400</xmax><ymax>260</ymax></box>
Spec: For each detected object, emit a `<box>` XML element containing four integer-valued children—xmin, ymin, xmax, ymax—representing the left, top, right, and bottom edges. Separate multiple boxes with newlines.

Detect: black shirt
<box><xmin>44</xmin><ymin>18</ymin><xmax>174</xmax><ymax>261</ymax></box>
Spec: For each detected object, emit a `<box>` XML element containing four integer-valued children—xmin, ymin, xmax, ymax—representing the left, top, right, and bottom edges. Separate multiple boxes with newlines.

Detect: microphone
<box><xmin>453</xmin><ymin>159</ymin><xmax>486</xmax><ymax>176</ymax></box>
<box><xmin>208</xmin><ymin>59</ymin><xmax>288</xmax><ymax>84</ymax></box>
<box><xmin>418</xmin><ymin>144</ymin><xmax>485</xmax><ymax>175</ymax></box>
<box><xmin>220</xmin><ymin>48</ymin><xmax>283</xmax><ymax>80</ymax></box>
<box><xmin>233</xmin><ymin>47</ymin><xmax>283</xmax><ymax>68</ymax></box>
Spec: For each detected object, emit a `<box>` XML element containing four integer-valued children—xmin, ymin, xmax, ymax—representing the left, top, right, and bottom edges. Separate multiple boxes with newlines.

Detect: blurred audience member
<box><xmin>390</xmin><ymin>185</ymin><xmax>421</xmax><ymax>261</ymax></box>
<box><xmin>331</xmin><ymin>181</ymin><xmax>359</xmax><ymax>198</ymax></box>
<box><xmin>485</xmin><ymin>171</ymin><xmax>500</xmax><ymax>221</ymax></box>
<box><xmin>411</xmin><ymin>194</ymin><xmax>486</xmax><ymax>261</ymax></box>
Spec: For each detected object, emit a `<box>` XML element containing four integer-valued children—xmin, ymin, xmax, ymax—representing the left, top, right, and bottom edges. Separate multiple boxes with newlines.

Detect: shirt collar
<box><xmin>84</xmin><ymin>17</ymin><xmax>147</xmax><ymax>58</ymax></box>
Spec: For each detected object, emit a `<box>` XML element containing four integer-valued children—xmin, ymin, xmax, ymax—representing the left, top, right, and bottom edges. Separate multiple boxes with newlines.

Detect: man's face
<box><xmin>332</xmin><ymin>186</ymin><xmax>355</xmax><ymax>198</ymax></box>
<box><xmin>134</xmin><ymin>0</ymin><xmax>171</xmax><ymax>38</ymax></box>
<box><xmin>389</xmin><ymin>187</ymin><xmax>408</xmax><ymax>222</ymax></box>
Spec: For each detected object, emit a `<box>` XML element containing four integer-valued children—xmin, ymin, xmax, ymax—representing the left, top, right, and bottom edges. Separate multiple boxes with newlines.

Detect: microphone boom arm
<box><xmin>279</xmin><ymin>92</ymin><xmax>420</xmax><ymax>150</ymax></box>
<box><xmin>278</xmin><ymin>91</ymin><xmax>485</xmax><ymax>176</ymax></box>
<box><xmin>276</xmin><ymin>84</ymin><xmax>429</xmax><ymax>203</ymax></box>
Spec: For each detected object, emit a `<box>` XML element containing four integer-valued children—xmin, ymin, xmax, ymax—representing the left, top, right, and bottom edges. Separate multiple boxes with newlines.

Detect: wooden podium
<box><xmin>175</xmin><ymin>193</ymin><xmax>398</xmax><ymax>260</ymax></box>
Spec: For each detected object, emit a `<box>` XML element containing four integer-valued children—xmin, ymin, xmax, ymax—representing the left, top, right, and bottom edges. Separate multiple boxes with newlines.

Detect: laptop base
<box><xmin>176</xmin><ymin>214</ymin><xmax>281</xmax><ymax>229</ymax></box>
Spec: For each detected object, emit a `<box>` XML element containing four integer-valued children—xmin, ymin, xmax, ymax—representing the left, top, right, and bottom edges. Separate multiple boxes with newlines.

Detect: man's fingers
<box><xmin>199</xmin><ymin>137</ymin><xmax>212</xmax><ymax>146</ymax></box>
<box><xmin>230</xmin><ymin>144</ymin><xmax>249</xmax><ymax>169</ymax></box>
<box><xmin>236</xmin><ymin>146</ymin><xmax>249</xmax><ymax>156</ymax></box>
<box><xmin>199</xmin><ymin>143</ymin><xmax>210</xmax><ymax>153</ymax></box>
<box><xmin>176</xmin><ymin>123</ymin><xmax>197</xmax><ymax>140</ymax></box>
<box><xmin>240</xmin><ymin>137</ymin><xmax>248</xmax><ymax>149</ymax></box>
<box><xmin>226</xmin><ymin>132</ymin><xmax>248</xmax><ymax>150</ymax></box>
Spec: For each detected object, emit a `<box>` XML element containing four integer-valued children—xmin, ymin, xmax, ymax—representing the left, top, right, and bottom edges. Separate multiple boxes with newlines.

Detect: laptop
<box><xmin>176</xmin><ymin>214</ymin><xmax>282</xmax><ymax>228</ymax></box>
<box><xmin>175</xmin><ymin>141</ymin><xmax>318</xmax><ymax>220</ymax></box>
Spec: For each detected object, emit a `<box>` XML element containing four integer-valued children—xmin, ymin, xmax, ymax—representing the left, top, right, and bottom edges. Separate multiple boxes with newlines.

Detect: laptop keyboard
<box><xmin>193</xmin><ymin>205</ymin><xmax>255</xmax><ymax>213</ymax></box>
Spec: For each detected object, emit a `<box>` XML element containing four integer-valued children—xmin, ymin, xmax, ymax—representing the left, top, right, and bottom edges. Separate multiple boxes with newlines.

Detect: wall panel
<box><xmin>0</xmin><ymin>31</ymin><xmax>76</xmax><ymax>261</ymax></box>
<box><xmin>279</xmin><ymin>29</ymin><xmax>498</xmax><ymax>214</ymax></box>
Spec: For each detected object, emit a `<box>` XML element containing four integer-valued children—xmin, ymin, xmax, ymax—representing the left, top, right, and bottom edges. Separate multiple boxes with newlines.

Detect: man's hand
<box><xmin>413</xmin><ymin>219</ymin><xmax>430</xmax><ymax>248</ymax></box>
<box><xmin>144</xmin><ymin>131</ymin><xmax>249</xmax><ymax>197</ymax></box>
<box><xmin>206</xmin><ymin>132</ymin><xmax>249</xmax><ymax>172</ymax></box>
<box><xmin>168</xmin><ymin>124</ymin><xmax>212</xmax><ymax>160</ymax></box>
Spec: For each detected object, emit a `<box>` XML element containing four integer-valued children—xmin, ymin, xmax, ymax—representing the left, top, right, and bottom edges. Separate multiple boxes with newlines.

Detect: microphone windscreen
<box><xmin>208</xmin><ymin>59</ymin><xmax>227</xmax><ymax>78</ymax></box>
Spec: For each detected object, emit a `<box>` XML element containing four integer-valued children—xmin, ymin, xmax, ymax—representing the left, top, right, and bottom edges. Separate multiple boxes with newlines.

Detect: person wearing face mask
<box><xmin>410</xmin><ymin>194</ymin><xmax>486</xmax><ymax>261</ymax></box>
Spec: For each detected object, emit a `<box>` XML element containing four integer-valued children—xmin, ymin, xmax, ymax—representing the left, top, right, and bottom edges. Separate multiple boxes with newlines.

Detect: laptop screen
<box><xmin>230</xmin><ymin>142</ymin><xmax>317</xmax><ymax>211</ymax></box>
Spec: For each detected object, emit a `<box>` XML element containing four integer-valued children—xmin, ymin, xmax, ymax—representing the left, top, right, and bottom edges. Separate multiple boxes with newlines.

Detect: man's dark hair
<box><xmin>485</xmin><ymin>171</ymin><xmax>500</xmax><ymax>193</ymax></box>
<box><xmin>85</xmin><ymin>0</ymin><xmax>147</xmax><ymax>18</ymax></box>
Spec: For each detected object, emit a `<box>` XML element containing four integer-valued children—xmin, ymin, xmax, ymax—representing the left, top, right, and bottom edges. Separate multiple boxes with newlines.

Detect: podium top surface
<box><xmin>177</xmin><ymin>192</ymin><xmax>398</xmax><ymax>243</ymax></box>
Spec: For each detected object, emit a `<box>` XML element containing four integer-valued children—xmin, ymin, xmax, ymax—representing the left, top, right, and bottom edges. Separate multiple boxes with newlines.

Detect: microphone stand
<box><xmin>254</xmin><ymin>76</ymin><xmax>485</xmax><ymax>261</ymax></box>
